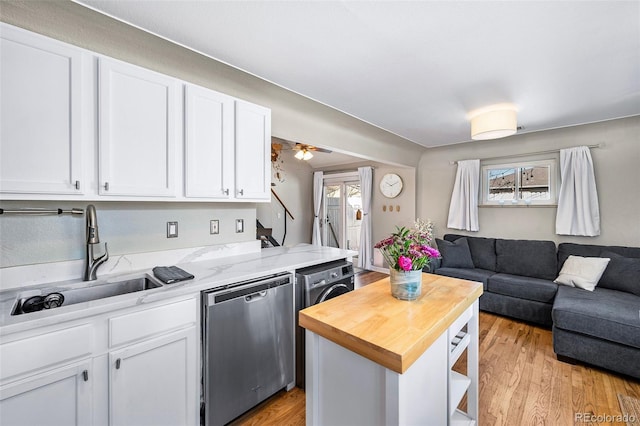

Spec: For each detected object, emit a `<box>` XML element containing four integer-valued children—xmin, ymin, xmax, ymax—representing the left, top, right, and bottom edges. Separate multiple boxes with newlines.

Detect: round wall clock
<box><xmin>379</xmin><ymin>173</ymin><xmax>403</xmax><ymax>198</ymax></box>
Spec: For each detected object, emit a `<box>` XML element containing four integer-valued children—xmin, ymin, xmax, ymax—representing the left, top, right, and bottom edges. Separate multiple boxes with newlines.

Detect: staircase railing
<box><xmin>256</xmin><ymin>220</ymin><xmax>280</xmax><ymax>247</ymax></box>
<box><xmin>271</xmin><ymin>189</ymin><xmax>294</xmax><ymax>245</ymax></box>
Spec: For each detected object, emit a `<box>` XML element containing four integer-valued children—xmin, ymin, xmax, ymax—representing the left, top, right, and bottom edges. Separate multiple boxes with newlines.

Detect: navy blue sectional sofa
<box><xmin>428</xmin><ymin>234</ymin><xmax>640</xmax><ymax>379</ymax></box>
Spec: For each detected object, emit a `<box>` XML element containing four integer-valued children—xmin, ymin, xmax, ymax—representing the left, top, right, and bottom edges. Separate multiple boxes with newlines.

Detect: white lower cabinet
<box><xmin>109</xmin><ymin>328</ymin><xmax>197</xmax><ymax>426</ymax></box>
<box><xmin>0</xmin><ymin>359</ymin><xmax>92</xmax><ymax>426</ymax></box>
<box><xmin>0</xmin><ymin>296</ymin><xmax>199</xmax><ymax>426</ymax></box>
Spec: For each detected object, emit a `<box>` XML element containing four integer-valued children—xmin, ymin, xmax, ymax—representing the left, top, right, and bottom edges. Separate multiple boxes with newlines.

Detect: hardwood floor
<box><xmin>232</xmin><ymin>272</ymin><xmax>640</xmax><ymax>426</ymax></box>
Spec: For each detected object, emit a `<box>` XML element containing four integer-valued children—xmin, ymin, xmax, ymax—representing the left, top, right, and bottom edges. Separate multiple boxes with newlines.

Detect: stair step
<box><xmin>256</xmin><ymin>228</ymin><xmax>273</xmax><ymax>237</ymax></box>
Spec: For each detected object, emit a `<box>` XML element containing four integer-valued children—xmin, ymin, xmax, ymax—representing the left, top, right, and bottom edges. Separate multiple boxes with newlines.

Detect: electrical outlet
<box><xmin>210</xmin><ymin>220</ymin><xmax>219</xmax><ymax>234</ymax></box>
<box><xmin>167</xmin><ymin>221</ymin><xmax>178</xmax><ymax>238</ymax></box>
<box><xmin>236</xmin><ymin>219</ymin><xmax>244</xmax><ymax>233</ymax></box>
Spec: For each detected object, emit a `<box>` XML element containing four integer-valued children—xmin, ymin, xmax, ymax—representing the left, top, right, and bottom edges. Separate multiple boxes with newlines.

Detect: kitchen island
<box><xmin>299</xmin><ymin>273</ymin><xmax>482</xmax><ymax>426</ymax></box>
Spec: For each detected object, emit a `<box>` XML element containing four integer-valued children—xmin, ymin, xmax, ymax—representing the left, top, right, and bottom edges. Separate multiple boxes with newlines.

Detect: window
<box><xmin>481</xmin><ymin>159</ymin><xmax>557</xmax><ymax>206</ymax></box>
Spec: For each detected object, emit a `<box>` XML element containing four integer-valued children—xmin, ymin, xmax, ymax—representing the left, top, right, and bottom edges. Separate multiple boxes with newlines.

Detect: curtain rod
<box><xmin>319</xmin><ymin>166</ymin><xmax>376</xmax><ymax>175</ymax></box>
<box><xmin>449</xmin><ymin>143</ymin><xmax>604</xmax><ymax>165</ymax></box>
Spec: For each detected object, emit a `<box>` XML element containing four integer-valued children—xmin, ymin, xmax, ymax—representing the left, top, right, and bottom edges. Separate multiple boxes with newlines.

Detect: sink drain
<box><xmin>18</xmin><ymin>292</ymin><xmax>65</xmax><ymax>314</ymax></box>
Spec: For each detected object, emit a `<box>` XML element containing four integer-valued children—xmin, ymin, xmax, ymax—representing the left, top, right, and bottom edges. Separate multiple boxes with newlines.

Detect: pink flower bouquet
<box><xmin>374</xmin><ymin>219</ymin><xmax>440</xmax><ymax>271</ymax></box>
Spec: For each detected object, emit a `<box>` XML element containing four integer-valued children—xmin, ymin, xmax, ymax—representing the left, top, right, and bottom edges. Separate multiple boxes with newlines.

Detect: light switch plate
<box><xmin>167</xmin><ymin>221</ymin><xmax>178</xmax><ymax>238</ymax></box>
<box><xmin>210</xmin><ymin>220</ymin><xmax>219</xmax><ymax>234</ymax></box>
<box><xmin>236</xmin><ymin>219</ymin><xmax>244</xmax><ymax>233</ymax></box>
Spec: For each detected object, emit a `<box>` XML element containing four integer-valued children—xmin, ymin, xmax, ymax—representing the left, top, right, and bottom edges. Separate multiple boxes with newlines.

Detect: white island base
<box><xmin>304</xmin><ymin>293</ymin><xmax>479</xmax><ymax>426</ymax></box>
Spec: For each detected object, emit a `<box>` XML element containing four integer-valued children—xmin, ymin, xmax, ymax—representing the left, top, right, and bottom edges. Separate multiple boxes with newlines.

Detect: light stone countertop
<box><xmin>0</xmin><ymin>244</ymin><xmax>356</xmax><ymax>336</ymax></box>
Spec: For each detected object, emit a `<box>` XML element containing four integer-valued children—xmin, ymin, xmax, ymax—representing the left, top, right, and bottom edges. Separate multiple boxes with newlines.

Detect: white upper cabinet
<box><xmin>0</xmin><ymin>23</ymin><xmax>271</xmax><ymax>202</ymax></box>
<box><xmin>0</xmin><ymin>25</ymin><xmax>86</xmax><ymax>195</ymax></box>
<box><xmin>234</xmin><ymin>100</ymin><xmax>271</xmax><ymax>201</ymax></box>
<box><xmin>184</xmin><ymin>84</ymin><xmax>234</xmax><ymax>199</ymax></box>
<box><xmin>98</xmin><ymin>58</ymin><xmax>179</xmax><ymax>197</ymax></box>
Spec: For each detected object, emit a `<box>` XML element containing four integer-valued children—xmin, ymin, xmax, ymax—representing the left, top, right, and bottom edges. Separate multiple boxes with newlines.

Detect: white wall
<box><xmin>256</xmin><ymin>149</ymin><xmax>314</xmax><ymax>246</ymax></box>
<box><xmin>417</xmin><ymin>116</ymin><xmax>640</xmax><ymax>246</ymax></box>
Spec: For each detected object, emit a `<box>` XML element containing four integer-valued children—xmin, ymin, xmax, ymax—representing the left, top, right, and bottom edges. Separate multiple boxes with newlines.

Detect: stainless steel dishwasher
<box><xmin>202</xmin><ymin>273</ymin><xmax>294</xmax><ymax>426</ymax></box>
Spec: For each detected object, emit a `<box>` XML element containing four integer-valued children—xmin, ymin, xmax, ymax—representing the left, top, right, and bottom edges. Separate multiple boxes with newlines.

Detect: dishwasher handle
<box><xmin>245</xmin><ymin>290</ymin><xmax>268</xmax><ymax>302</ymax></box>
<box><xmin>206</xmin><ymin>274</ymin><xmax>291</xmax><ymax>305</ymax></box>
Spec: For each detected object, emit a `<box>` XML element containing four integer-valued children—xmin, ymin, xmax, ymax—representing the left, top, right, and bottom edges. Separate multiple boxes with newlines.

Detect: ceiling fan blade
<box><xmin>311</xmin><ymin>146</ymin><xmax>332</xmax><ymax>154</ymax></box>
<box><xmin>272</xmin><ymin>137</ymin><xmax>333</xmax><ymax>154</ymax></box>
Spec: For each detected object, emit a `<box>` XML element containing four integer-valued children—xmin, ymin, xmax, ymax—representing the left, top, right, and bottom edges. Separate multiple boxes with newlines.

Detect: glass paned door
<box><xmin>323</xmin><ymin>184</ymin><xmax>342</xmax><ymax>248</ymax></box>
<box><xmin>322</xmin><ymin>180</ymin><xmax>362</xmax><ymax>251</ymax></box>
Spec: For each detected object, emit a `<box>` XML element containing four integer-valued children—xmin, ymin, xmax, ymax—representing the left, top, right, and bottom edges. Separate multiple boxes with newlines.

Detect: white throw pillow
<box><xmin>554</xmin><ymin>255</ymin><xmax>610</xmax><ymax>291</ymax></box>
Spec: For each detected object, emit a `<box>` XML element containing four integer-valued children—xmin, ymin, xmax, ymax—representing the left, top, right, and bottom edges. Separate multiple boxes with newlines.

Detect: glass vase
<box><xmin>389</xmin><ymin>269</ymin><xmax>423</xmax><ymax>300</ymax></box>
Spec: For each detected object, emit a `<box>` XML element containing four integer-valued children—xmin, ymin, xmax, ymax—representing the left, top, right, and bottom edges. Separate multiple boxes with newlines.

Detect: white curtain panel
<box><xmin>311</xmin><ymin>171</ymin><xmax>324</xmax><ymax>245</ymax></box>
<box><xmin>556</xmin><ymin>146</ymin><xmax>601</xmax><ymax>236</ymax></box>
<box><xmin>447</xmin><ymin>159</ymin><xmax>480</xmax><ymax>232</ymax></box>
<box><xmin>357</xmin><ymin>166</ymin><xmax>373</xmax><ymax>269</ymax></box>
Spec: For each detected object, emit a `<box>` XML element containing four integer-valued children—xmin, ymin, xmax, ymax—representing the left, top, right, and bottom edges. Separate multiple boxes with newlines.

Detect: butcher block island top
<box><xmin>299</xmin><ymin>272</ymin><xmax>483</xmax><ymax>374</ymax></box>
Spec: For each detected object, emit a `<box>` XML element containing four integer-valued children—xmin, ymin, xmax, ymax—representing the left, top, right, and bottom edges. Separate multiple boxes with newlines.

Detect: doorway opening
<box><xmin>322</xmin><ymin>174</ymin><xmax>362</xmax><ymax>254</ymax></box>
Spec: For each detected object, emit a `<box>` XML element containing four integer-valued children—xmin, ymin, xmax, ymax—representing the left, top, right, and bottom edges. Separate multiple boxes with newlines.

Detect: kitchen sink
<box><xmin>11</xmin><ymin>275</ymin><xmax>163</xmax><ymax>316</ymax></box>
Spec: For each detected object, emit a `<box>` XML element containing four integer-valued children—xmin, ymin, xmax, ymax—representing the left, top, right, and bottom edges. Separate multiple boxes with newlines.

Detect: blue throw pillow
<box><xmin>436</xmin><ymin>237</ymin><xmax>475</xmax><ymax>269</ymax></box>
<box><xmin>598</xmin><ymin>251</ymin><xmax>640</xmax><ymax>296</ymax></box>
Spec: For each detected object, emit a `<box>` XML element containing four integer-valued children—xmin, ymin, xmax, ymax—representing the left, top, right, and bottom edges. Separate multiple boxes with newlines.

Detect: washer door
<box><xmin>315</xmin><ymin>283</ymin><xmax>351</xmax><ymax>305</ymax></box>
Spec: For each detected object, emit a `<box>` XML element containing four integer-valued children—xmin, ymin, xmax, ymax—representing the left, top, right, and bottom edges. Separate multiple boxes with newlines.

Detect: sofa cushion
<box><xmin>552</xmin><ymin>286</ymin><xmax>640</xmax><ymax>349</ymax></box>
<box><xmin>435</xmin><ymin>268</ymin><xmax>495</xmax><ymax>290</ymax></box>
<box><xmin>496</xmin><ymin>239</ymin><xmax>557</xmax><ymax>280</ymax></box>
<box><xmin>557</xmin><ymin>243</ymin><xmax>640</xmax><ymax>272</ymax></box>
<box><xmin>445</xmin><ymin>234</ymin><xmax>497</xmax><ymax>271</ymax></box>
<box><xmin>598</xmin><ymin>251</ymin><xmax>640</xmax><ymax>296</ymax></box>
<box><xmin>553</xmin><ymin>255</ymin><xmax>610</xmax><ymax>291</ymax></box>
<box><xmin>488</xmin><ymin>273</ymin><xmax>558</xmax><ymax>304</ymax></box>
<box><xmin>436</xmin><ymin>238</ymin><xmax>474</xmax><ymax>269</ymax></box>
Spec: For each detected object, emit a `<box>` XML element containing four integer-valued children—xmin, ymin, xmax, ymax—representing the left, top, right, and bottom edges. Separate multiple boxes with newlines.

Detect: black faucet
<box><xmin>84</xmin><ymin>204</ymin><xmax>109</xmax><ymax>281</ymax></box>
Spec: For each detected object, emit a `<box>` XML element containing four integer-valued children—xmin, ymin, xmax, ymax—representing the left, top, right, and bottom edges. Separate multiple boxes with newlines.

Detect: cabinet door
<box><xmin>234</xmin><ymin>100</ymin><xmax>271</xmax><ymax>200</ymax></box>
<box><xmin>184</xmin><ymin>84</ymin><xmax>234</xmax><ymax>199</ymax></box>
<box><xmin>109</xmin><ymin>328</ymin><xmax>197</xmax><ymax>426</ymax></box>
<box><xmin>0</xmin><ymin>24</ymin><xmax>85</xmax><ymax>195</ymax></box>
<box><xmin>99</xmin><ymin>58</ymin><xmax>178</xmax><ymax>197</ymax></box>
<box><xmin>0</xmin><ymin>360</ymin><xmax>91</xmax><ymax>426</ymax></box>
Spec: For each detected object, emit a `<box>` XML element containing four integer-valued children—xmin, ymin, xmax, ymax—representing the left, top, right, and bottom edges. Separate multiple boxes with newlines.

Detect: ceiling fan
<box><xmin>271</xmin><ymin>137</ymin><xmax>332</xmax><ymax>161</ymax></box>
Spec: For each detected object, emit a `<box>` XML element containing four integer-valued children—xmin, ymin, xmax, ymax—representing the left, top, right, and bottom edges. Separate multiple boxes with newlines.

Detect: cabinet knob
<box><xmin>82</xmin><ymin>370</ymin><xmax>89</xmax><ymax>381</ymax></box>
<box><xmin>238</xmin><ymin>189</ymin><xmax>244</xmax><ymax>196</ymax></box>
<box><xmin>115</xmin><ymin>358</ymin><xmax>121</xmax><ymax>369</ymax></box>
<box><xmin>104</xmin><ymin>182</ymin><xmax>110</xmax><ymax>191</ymax></box>
<box><xmin>75</xmin><ymin>180</ymin><xmax>80</xmax><ymax>190</ymax></box>
<box><xmin>223</xmin><ymin>188</ymin><xmax>229</xmax><ymax>196</ymax></box>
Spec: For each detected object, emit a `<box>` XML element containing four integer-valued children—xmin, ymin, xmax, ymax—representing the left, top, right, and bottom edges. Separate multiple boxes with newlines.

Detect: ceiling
<box><xmin>75</xmin><ymin>1</ymin><xmax>640</xmax><ymax>148</ymax></box>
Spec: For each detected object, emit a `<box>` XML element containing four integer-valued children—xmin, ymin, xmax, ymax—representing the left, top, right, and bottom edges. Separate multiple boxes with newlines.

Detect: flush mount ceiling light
<box><xmin>294</xmin><ymin>149</ymin><xmax>313</xmax><ymax>161</ymax></box>
<box><xmin>468</xmin><ymin>103</ymin><xmax>518</xmax><ymax>140</ymax></box>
